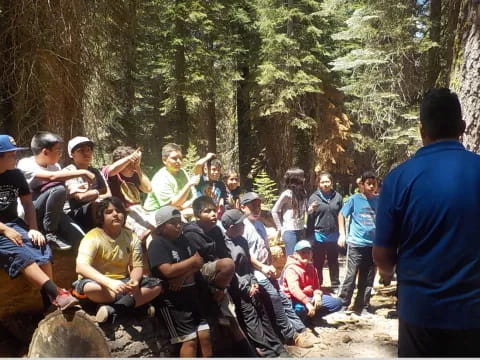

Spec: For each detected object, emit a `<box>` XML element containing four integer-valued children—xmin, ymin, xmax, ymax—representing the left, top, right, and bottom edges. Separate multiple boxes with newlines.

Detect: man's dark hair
<box><xmin>420</xmin><ymin>88</ymin><xmax>464</xmax><ymax>140</ymax></box>
<box><xmin>193</xmin><ymin>196</ymin><xmax>216</xmax><ymax>217</ymax></box>
<box><xmin>360</xmin><ymin>171</ymin><xmax>377</xmax><ymax>183</ymax></box>
<box><xmin>112</xmin><ymin>146</ymin><xmax>136</xmax><ymax>162</ymax></box>
<box><xmin>96</xmin><ymin>197</ymin><xmax>127</xmax><ymax>227</ymax></box>
<box><xmin>31</xmin><ymin>132</ymin><xmax>63</xmax><ymax>155</ymax></box>
<box><xmin>162</xmin><ymin>143</ymin><xmax>182</xmax><ymax>160</ymax></box>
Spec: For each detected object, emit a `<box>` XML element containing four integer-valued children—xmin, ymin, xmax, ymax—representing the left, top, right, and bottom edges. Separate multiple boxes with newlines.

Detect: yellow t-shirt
<box><xmin>76</xmin><ymin>227</ymin><xmax>143</xmax><ymax>280</ymax></box>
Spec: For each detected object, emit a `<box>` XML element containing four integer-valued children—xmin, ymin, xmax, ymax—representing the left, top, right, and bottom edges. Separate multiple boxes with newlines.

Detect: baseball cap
<box><xmin>294</xmin><ymin>240</ymin><xmax>312</xmax><ymax>252</ymax></box>
<box><xmin>155</xmin><ymin>206</ymin><xmax>182</xmax><ymax>227</ymax></box>
<box><xmin>68</xmin><ymin>136</ymin><xmax>94</xmax><ymax>157</ymax></box>
<box><xmin>221</xmin><ymin>209</ymin><xmax>247</xmax><ymax>229</ymax></box>
<box><xmin>0</xmin><ymin>135</ymin><xmax>28</xmax><ymax>153</ymax></box>
<box><xmin>240</xmin><ymin>192</ymin><xmax>260</xmax><ymax>205</ymax></box>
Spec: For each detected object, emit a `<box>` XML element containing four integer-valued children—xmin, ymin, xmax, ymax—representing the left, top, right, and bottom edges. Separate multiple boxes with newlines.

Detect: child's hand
<box><xmin>28</xmin><ymin>229</ymin><xmax>45</xmax><ymax>246</ymax></box>
<box><xmin>4</xmin><ymin>226</ymin><xmax>23</xmax><ymax>246</ymax></box>
<box><xmin>314</xmin><ymin>292</ymin><xmax>323</xmax><ymax>310</ymax></box>
<box><xmin>306</xmin><ymin>302</ymin><xmax>316</xmax><ymax>317</ymax></box>
<box><xmin>108</xmin><ymin>279</ymin><xmax>129</xmax><ymax>294</ymax></box>
<box><xmin>248</xmin><ymin>283</ymin><xmax>259</xmax><ymax>297</ymax></box>
<box><xmin>81</xmin><ymin>170</ymin><xmax>96</xmax><ymax>184</ymax></box>
<box><xmin>192</xmin><ymin>251</ymin><xmax>204</xmax><ymax>269</ymax></box>
<box><xmin>262</xmin><ymin>265</ymin><xmax>276</xmax><ymax>277</ymax></box>
<box><xmin>308</xmin><ymin>201</ymin><xmax>319</xmax><ymax>213</ymax></box>
<box><xmin>337</xmin><ymin>233</ymin><xmax>346</xmax><ymax>248</ymax></box>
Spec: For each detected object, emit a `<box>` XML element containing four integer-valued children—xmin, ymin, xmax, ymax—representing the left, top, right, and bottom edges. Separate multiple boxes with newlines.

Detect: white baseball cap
<box><xmin>68</xmin><ymin>136</ymin><xmax>94</xmax><ymax>157</ymax></box>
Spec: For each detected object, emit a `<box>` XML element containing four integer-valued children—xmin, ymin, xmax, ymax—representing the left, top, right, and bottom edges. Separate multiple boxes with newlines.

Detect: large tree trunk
<box><xmin>457</xmin><ymin>1</ymin><xmax>480</xmax><ymax>151</ymax></box>
<box><xmin>426</xmin><ymin>0</ymin><xmax>442</xmax><ymax>88</ymax></box>
<box><xmin>237</xmin><ymin>65</ymin><xmax>253</xmax><ymax>189</ymax></box>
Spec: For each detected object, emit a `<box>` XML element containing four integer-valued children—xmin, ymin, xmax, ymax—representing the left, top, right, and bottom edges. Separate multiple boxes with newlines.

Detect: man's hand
<box><xmin>337</xmin><ymin>233</ymin><xmax>346</xmax><ymax>248</ymax></box>
<box><xmin>108</xmin><ymin>279</ymin><xmax>129</xmax><ymax>294</ymax></box>
<box><xmin>189</xmin><ymin>174</ymin><xmax>201</xmax><ymax>186</ymax></box>
<box><xmin>28</xmin><ymin>229</ymin><xmax>45</xmax><ymax>246</ymax></box>
<box><xmin>248</xmin><ymin>283</ymin><xmax>259</xmax><ymax>297</ymax></box>
<box><xmin>306</xmin><ymin>302</ymin><xmax>316</xmax><ymax>317</ymax></box>
<box><xmin>308</xmin><ymin>201</ymin><xmax>319</xmax><ymax>214</ymax></box>
<box><xmin>169</xmin><ymin>276</ymin><xmax>185</xmax><ymax>292</ymax></box>
<box><xmin>4</xmin><ymin>226</ymin><xmax>24</xmax><ymax>246</ymax></box>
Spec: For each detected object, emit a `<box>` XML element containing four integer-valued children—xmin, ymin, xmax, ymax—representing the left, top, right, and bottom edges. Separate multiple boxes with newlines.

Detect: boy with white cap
<box><xmin>281</xmin><ymin>240</ymin><xmax>342</xmax><ymax>325</ymax></box>
<box><xmin>64</xmin><ymin>136</ymin><xmax>110</xmax><ymax>232</ymax></box>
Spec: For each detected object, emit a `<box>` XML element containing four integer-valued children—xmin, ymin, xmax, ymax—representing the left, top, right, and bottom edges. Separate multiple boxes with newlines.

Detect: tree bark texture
<box><xmin>458</xmin><ymin>1</ymin><xmax>480</xmax><ymax>152</ymax></box>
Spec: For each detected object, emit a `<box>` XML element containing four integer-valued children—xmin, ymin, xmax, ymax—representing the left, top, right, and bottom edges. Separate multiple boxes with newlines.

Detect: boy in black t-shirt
<box><xmin>147</xmin><ymin>206</ymin><xmax>212</xmax><ymax>357</ymax></box>
<box><xmin>0</xmin><ymin>135</ymin><xmax>78</xmax><ymax>311</ymax></box>
<box><xmin>221</xmin><ymin>209</ymin><xmax>289</xmax><ymax>358</ymax></box>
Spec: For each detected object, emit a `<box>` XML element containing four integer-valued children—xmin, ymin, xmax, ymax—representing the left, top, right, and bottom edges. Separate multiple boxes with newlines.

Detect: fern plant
<box><xmin>253</xmin><ymin>170</ymin><xmax>278</xmax><ymax>210</ymax></box>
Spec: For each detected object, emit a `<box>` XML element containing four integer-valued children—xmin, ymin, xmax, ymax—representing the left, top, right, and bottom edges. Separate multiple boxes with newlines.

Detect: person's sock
<box><xmin>40</xmin><ymin>280</ymin><xmax>59</xmax><ymax>310</ymax></box>
<box><xmin>111</xmin><ymin>295</ymin><xmax>135</xmax><ymax>314</ymax></box>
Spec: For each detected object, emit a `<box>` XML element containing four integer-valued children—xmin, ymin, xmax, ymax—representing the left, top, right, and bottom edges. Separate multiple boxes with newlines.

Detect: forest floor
<box><xmin>286</xmin><ymin>256</ymin><xmax>399</xmax><ymax>358</ymax></box>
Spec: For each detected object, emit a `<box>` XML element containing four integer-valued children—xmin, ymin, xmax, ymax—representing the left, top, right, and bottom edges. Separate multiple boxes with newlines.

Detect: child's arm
<box><xmin>338</xmin><ymin>212</ymin><xmax>347</xmax><ymax>248</ymax></box>
<box><xmin>271</xmin><ymin>191</ymin><xmax>287</xmax><ymax>235</ymax></box>
<box><xmin>105</xmin><ymin>149</ymin><xmax>142</xmax><ymax>177</ymax></box>
<box><xmin>250</xmin><ymin>255</ymin><xmax>276</xmax><ymax>277</ymax></box>
<box><xmin>34</xmin><ymin>167</ymin><xmax>96</xmax><ymax>184</ymax></box>
<box><xmin>20</xmin><ymin>193</ymin><xmax>45</xmax><ymax>246</ymax></box>
<box><xmin>193</xmin><ymin>153</ymin><xmax>216</xmax><ymax>175</ymax></box>
<box><xmin>157</xmin><ymin>251</ymin><xmax>204</xmax><ymax>279</ymax></box>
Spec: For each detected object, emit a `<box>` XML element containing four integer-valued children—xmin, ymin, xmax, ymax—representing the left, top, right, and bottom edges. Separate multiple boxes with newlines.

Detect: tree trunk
<box><xmin>457</xmin><ymin>1</ymin><xmax>480</xmax><ymax>151</ymax></box>
<box><xmin>237</xmin><ymin>65</ymin><xmax>253</xmax><ymax>188</ymax></box>
<box><xmin>426</xmin><ymin>0</ymin><xmax>441</xmax><ymax>88</ymax></box>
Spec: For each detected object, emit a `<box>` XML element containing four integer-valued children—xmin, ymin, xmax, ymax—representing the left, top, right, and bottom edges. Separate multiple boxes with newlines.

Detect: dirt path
<box><xmin>287</xmin><ymin>256</ymin><xmax>399</xmax><ymax>358</ymax></box>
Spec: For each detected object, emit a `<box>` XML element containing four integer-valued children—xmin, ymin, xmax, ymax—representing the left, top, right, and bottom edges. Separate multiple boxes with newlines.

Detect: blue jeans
<box><xmin>258</xmin><ymin>277</ymin><xmax>306</xmax><ymax>342</ymax></box>
<box><xmin>293</xmin><ymin>295</ymin><xmax>343</xmax><ymax>324</ymax></box>
<box><xmin>283</xmin><ymin>230</ymin><xmax>303</xmax><ymax>256</ymax></box>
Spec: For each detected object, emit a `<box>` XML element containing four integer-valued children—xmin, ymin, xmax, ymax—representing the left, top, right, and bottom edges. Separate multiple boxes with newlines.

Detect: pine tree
<box><xmin>253</xmin><ymin>170</ymin><xmax>278</xmax><ymax>210</ymax></box>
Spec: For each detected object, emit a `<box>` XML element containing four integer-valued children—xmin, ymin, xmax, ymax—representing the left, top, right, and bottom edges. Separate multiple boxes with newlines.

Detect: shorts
<box><xmin>0</xmin><ymin>220</ymin><xmax>52</xmax><ymax>279</ymax></box>
<box><xmin>200</xmin><ymin>260</ymin><xmax>218</xmax><ymax>283</ymax></box>
<box><xmin>73</xmin><ymin>276</ymin><xmax>162</xmax><ymax>295</ymax></box>
<box><xmin>157</xmin><ymin>286</ymin><xmax>210</xmax><ymax>344</ymax></box>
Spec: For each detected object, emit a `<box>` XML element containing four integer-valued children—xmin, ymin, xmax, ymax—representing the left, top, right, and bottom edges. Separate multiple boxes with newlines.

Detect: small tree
<box><xmin>182</xmin><ymin>144</ymin><xmax>200</xmax><ymax>176</ymax></box>
<box><xmin>253</xmin><ymin>170</ymin><xmax>278</xmax><ymax>210</ymax></box>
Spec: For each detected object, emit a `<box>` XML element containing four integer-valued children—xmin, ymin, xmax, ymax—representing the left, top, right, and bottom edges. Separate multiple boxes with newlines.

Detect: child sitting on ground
<box><xmin>64</xmin><ymin>137</ymin><xmax>110</xmax><ymax>232</ymax></box>
<box><xmin>0</xmin><ymin>134</ymin><xmax>78</xmax><ymax>311</ymax></box>
<box><xmin>281</xmin><ymin>240</ymin><xmax>342</xmax><ymax>325</ymax></box>
<box><xmin>18</xmin><ymin>132</ymin><xmax>92</xmax><ymax>250</ymax></box>
<box><xmin>148</xmin><ymin>206</ymin><xmax>212</xmax><ymax>357</ymax></box>
<box><xmin>224</xmin><ymin>169</ymin><xmax>241</xmax><ymax>210</ymax></box>
<box><xmin>74</xmin><ymin>197</ymin><xmax>163</xmax><ymax>323</ymax></box>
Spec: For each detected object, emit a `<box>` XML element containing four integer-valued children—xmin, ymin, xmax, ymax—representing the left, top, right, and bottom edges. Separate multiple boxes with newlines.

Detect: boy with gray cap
<box><xmin>147</xmin><ymin>205</ymin><xmax>212</xmax><ymax>357</ymax></box>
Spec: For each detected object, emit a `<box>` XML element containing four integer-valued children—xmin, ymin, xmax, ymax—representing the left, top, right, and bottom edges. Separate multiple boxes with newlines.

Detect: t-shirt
<box><xmin>195</xmin><ymin>176</ymin><xmax>227</xmax><ymax>207</ymax></box>
<box><xmin>242</xmin><ymin>218</ymin><xmax>270</xmax><ymax>281</ymax></box>
<box><xmin>64</xmin><ymin>164</ymin><xmax>107</xmax><ymax>210</ymax></box>
<box><xmin>147</xmin><ymin>233</ymin><xmax>195</xmax><ymax>289</ymax></box>
<box><xmin>271</xmin><ymin>189</ymin><xmax>306</xmax><ymax>232</ymax></box>
<box><xmin>375</xmin><ymin>140</ymin><xmax>480</xmax><ymax>329</ymax></box>
<box><xmin>76</xmin><ymin>227</ymin><xmax>143</xmax><ymax>280</ymax></box>
<box><xmin>102</xmin><ymin>166</ymin><xmax>141</xmax><ymax>208</ymax></box>
<box><xmin>0</xmin><ymin>169</ymin><xmax>30</xmax><ymax>223</ymax></box>
<box><xmin>183</xmin><ymin>222</ymin><xmax>230</xmax><ymax>261</ymax></box>
<box><xmin>17</xmin><ymin>156</ymin><xmax>62</xmax><ymax>199</ymax></box>
<box><xmin>340</xmin><ymin>193</ymin><xmax>378</xmax><ymax>247</ymax></box>
<box><xmin>144</xmin><ymin>167</ymin><xmax>193</xmax><ymax>212</ymax></box>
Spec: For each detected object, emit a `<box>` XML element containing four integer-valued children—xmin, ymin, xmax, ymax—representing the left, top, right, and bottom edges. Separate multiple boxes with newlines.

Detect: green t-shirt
<box><xmin>144</xmin><ymin>167</ymin><xmax>193</xmax><ymax>211</ymax></box>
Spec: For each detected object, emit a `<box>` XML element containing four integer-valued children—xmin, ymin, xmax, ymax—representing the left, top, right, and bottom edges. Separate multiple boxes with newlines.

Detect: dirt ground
<box><xmin>287</xmin><ymin>256</ymin><xmax>399</xmax><ymax>358</ymax></box>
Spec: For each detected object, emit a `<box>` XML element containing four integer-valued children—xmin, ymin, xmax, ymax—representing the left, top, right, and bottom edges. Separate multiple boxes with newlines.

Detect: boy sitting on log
<box><xmin>147</xmin><ymin>206</ymin><xmax>212</xmax><ymax>357</ymax></box>
<box><xmin>74</xmin><ymin>197</ymin><xmax>163</xmax><ymax>323</ymax></box>
<box><xmin>0</xmin><ymin>134</ymin><xmax>78</xmax><ymax>311</ymax></box>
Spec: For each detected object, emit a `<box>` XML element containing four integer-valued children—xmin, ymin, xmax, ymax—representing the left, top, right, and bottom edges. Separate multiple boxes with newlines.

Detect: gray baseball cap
<box><xmin>221</xmin><ymin>209</ymin><xmax>247</xmax><ymax>229</ymax></box>
<box><xmin>240</xmin><ymin>191</ymin><xmax>260</xmax><ymax>205</ymax></box>
<box><xmin>155</xmin><ymin>206</ymin><xmax>181</xmax><ymax>227</ymax></box>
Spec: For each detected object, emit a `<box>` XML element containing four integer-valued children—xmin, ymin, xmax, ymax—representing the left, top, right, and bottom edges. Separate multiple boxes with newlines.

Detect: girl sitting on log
<box><xmin>74</xmin><ymin>197</ymin><xmax>163</xmax><ymax>323</ymax></box>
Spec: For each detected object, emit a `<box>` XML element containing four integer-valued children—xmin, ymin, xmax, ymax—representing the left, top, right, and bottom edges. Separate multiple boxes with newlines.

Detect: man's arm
<box><xmin>373</xmin><ymin>246</ymin><xmax>397</xmax><ymax>283</ymax></box>
<box><xmin>168</xmin><ymin>175</ymin><xmax>200</xmax><ymax>208</ymax></box>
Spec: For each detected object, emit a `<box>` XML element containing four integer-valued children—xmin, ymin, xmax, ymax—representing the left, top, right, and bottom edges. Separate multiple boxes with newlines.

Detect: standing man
<box><xmin>374</xmin><ymin>88</ymin><xmax>480</xmax><ymax>357</ymax></box>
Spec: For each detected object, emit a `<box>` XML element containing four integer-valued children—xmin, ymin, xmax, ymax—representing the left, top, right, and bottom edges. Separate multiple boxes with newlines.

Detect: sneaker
<box><xmin>45</xmin><ymin>233</ymin><xmax>72</xmax><ymax>251</ymax></box>
<box><xmin>52</xmin><ymin>288</ymin><xmax>79</xmax><ymax>311</ymax></box>
<box><xmin>96</xmin><ymin>305</ymin><xmax>116</xmax><ymax>323</ymax></box>
<box><xmin>293</xmin><ymin>331</ymin><xmax>315</xmax><ymax>348</ymax></box>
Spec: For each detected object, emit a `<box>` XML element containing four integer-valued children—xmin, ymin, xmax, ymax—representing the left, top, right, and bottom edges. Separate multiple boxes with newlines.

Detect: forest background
<box><xmin>0</xmin><ymin>0</ymin><xmax>478</xmax><ymax>198</ymax></box>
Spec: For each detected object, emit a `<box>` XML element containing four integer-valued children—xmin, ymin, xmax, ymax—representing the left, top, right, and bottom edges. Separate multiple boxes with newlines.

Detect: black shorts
<box><xmin>73</xmin><ymin>276</ymin><xmax>162</xmax><ymax>296</ymax></box>
<box><xmin>157</xmin><ymin>285</ymin><xmax>210</xmax><ymax>344</ymax></box>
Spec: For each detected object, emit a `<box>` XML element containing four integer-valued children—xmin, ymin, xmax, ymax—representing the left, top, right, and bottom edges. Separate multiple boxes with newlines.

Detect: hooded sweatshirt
<box><xmin>281</xmin><ymin>255</ymin><xmax>321</xmax><ymax>305</ymax></box>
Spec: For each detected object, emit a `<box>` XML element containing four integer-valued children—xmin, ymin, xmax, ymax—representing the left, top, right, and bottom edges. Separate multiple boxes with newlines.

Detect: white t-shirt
<box><xmin>17</xmin><ymin>156</ymin><xmax>61</xmax><ymax>197</ymax></box>
<box><xmin>243</xmin><ymin>218</ymin><xmax>270</xmax><ymax>281</ymax></box>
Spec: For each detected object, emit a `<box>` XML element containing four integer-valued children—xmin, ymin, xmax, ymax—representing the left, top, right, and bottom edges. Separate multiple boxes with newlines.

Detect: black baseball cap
<box><xmin>221</xmin><ymin>209</ymin><xmax>247</xmax><ymax>229</ymax></box>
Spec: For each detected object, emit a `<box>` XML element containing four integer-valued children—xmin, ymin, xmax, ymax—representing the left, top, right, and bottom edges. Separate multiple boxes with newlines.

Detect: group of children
<box><xmin>0</xmin><ymin>132</ymin><xmax>382</xmax><ymax>357</ymax></box>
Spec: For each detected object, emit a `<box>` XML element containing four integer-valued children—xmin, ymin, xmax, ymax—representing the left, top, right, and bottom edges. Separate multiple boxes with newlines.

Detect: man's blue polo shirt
<box><xmin>375</xmin><ymin>140</ymin><xmax>480</xmax><ymax>329</ymax></box>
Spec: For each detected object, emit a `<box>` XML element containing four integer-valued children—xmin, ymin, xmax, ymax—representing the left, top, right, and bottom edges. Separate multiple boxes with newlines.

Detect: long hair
<box><xmin>284</xmin><ymin>167</ymin><xmax>307</xmax><ymax>214</ymax></box>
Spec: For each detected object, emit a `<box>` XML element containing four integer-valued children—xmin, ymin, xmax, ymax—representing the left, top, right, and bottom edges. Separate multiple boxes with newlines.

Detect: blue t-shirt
<box><xmin>375</xmin><ymin>140</ymin><xmax>480</xmax><ymax>329</ymax></box>
<box><xmin>341</xmin><ymin>193</ymin><xmax>378</xmax><ymax>247</ymax></box>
